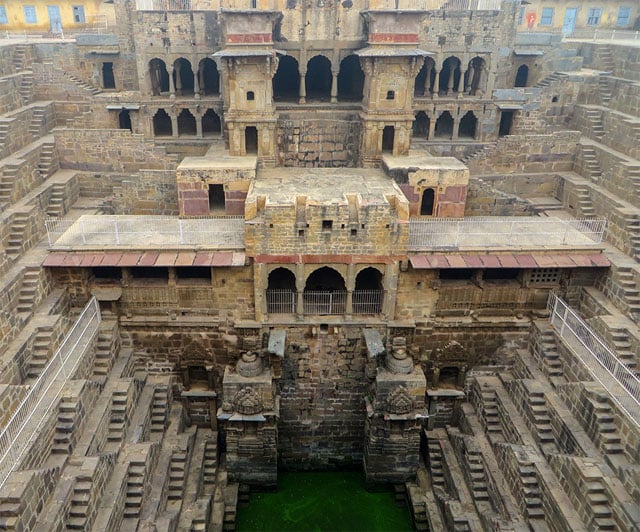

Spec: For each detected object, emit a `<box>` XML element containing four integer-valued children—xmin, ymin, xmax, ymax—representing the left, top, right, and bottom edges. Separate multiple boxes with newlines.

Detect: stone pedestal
<box><xmin>218</xmin><ymin>352</ymin><xmax>279</xmax><ymax>488</ymax></box>
<box><xmin>363</xmin><ymin>339</ymin><xmax>427</xmax><ymax>487</ymax></box>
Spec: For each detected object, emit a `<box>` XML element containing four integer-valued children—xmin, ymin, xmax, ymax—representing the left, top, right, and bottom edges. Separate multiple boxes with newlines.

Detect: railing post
<box><xmin>179</xmin><ymin>219</ymin><xmax>184</xmax><ymax>245</ymax></box>
<box><xmin>80</xmin><ymin>219</ymin><xmax>86</xmax><ymax>245</ymax></box>
<box><xmin>114</xmin><ymin>219</ymin><xmax>120</xmax><ymax>245</ymax></box>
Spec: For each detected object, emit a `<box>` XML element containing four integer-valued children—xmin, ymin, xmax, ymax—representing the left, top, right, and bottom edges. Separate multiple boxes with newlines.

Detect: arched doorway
<box><xmin>466</xmin><ymin>56</ymin><xmax>485</xmax><ymax>95</ymax></box>
<box><xmin>420</xmin><ymin>188</ymin><xmax>435</xmax><ymax>216</ymax></box>
<box><xmin>303</xmin><ymin>267</ymin><xmax>346</xmax><ymax>314</ymax></box>
<box><xmin>305</xmin><ymin>55</ymin><xmax>332</xmax><ymax>101</ymax></box>
<box><xmin>440</xmin><ymin>56</ymin><xmax>461</xmax><ymax>95</ymax></box>
<box><xmin>267</xmin><ymin>267</ymin><xmax>296</xmax><ymax>314</ymax></box>
<box><xmin>337</xmin><ymin>54</ymin><xmax>364</xmax><ymax>101</ymax></box>
<box><xmin>173</xmin><ymin>58</ymin><xmax>194</xmax><ymax>96</ymax></box>
<box><xmin>149</xmin><ymin>58</ymin><xmax>169</xmax><ymax>95</ymax></box>
<box><xmin>458</xmin><ymin>111</ymin><xmax>477</xmax><ymax>139</ymax></box>
<box><xmin>202</xmin><ymin>109</ymin><xmax>221</xmax><ymax>137</ymax></box>
<box><xmin>153</xmin><ymin>108</ymin><xmax>172</xmax><ymax>137</ymax></box>
<box><xmin>177</xmin><ymin>109</ymin><xmax>197</xmax><ymax>136</ymax></box>
<box><xmin>515</xmin><ymin>64</ymin><xmax>529</xmax><ymax>87</ymax></box>
<box><xmin>198</xmin><ymin>58</ymin><xmax>219</xmax><ymax>95</ymax></box>
<box><xmin>382</xmin><ymin>126</ymin><xmax>394</xmax><ymax>153</ymax></box>
<box><xmin>435</xmin><ymin>111</ymin><xmax>454</xmax><ymax>139</ymax></box>
<box><xmin>272</xmin><ymin>55</ymin><xmax>300</xmax><ymax>101</ymax></box>
<box><xmin>413</xmin><ymin>111</ymin><xmax>430</xmax><ymax>140</ymax></box>
<box><xmin>353</xmin><ymin>267</ymin><xmax>383</xmax><ymax>314</ymax></box>
<box><xmin>414</xmin><ymin>57</ymin><xmax>435</xmax><ymax>96</ymax></box>
<box><xmin>118</xmin><ymin>109</ymin><xmax>132</xmax><ymax>131</ymax></box>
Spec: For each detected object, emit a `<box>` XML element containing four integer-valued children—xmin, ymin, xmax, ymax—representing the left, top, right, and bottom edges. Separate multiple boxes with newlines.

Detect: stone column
<box><xmin>458</xmin><ymin>69</ymin><xmax>467</xmax><ymax>95</ymax></box>
<box><xmin>296</xmin><ymin>262</ymin><xmax>305</xmax><ymax>319</ymax></box>
<box><xmin>452</xmin><ymin>116</ymin><xmax>460</xmax><ymax>140</ymax></box>
<box><xmin>432</xmin><ymin>69</ymin><xmax>440</xmax><ymax>98</ymax></box>
<box><xmin>466</xmin><ymin>64</ymin><xmax>475</xmax><ymax>94</ymax></box>
<box><xmin>428</xmin><ymin>116</ymin><xmax>436</xmax><ymax>140</ymax></box>
<box><xmin>171</xmin><ymin>113</ymin><xmax>179</xmax><ymax>138</ymax></box>
<box><xmin>169</xmin><ymin>66</ymin><xmax>176</xmax><ymax>99</ymax></box>
<box><xmin>196</xmin><ymin>112</ymin><xmax>203</xmax><ymax>138</ymax></box>
<box><xmin>198</xmin><ymin>62</ymin><xmax>205</xmax><ymax>96</ymax></box>
<box><xmin>346</xmin><ymin>263</ymin><xmax>355</xmax><ymax>317</ymax></box>
<box><xmin>299</xmin><ymin>69</ymin><xmax>307</xmax><ymax>104</ymax></box>
<box><xmin>330</xmin><ymin>70</ymin><xmax>338</xmax><ymax>103</ymax></box>
<box><xmin>423</xmin><ymin>63</ymin><xmax>432</xmax><ymax>95</ymax></box>
<box><xmin>175</xmin><ymin>62</ymin><xmax>182</xmax><ymax>96</ymax></box>
<box><xmin>194</xmin><ymin>69</ymin><xmax>200</xmax><ymax>100</ymax></box>
<box><xmin>447</xmin><ymin>67</ymin><xmax>455</xmax><ymax>96</ymax></box>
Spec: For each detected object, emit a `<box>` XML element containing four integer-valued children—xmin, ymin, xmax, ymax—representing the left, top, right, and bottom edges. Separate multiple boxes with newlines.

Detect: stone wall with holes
<box><xmin>245</xmin><ymin>201</ymin><xmax>408</xmax><ymax>256</ymax></box>
<box><xmin>276</xmin><ymin>111</ymin><xmax>362</xmax><ymax>168</ymax></box>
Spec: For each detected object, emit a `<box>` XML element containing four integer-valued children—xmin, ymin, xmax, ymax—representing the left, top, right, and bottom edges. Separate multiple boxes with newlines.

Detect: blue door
<box><xmin>47</xmin><ymin>5</ymin><xmax>63</xmax><ymax>33</ymax></box>
<box><xmin>562</xmin><ymin>8</ymin><xmax>578</xmax><ymax>35</ymax></box>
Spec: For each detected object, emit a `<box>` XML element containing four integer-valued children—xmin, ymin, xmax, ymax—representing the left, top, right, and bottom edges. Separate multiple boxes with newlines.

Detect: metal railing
<box><xmin>408</xmin><ymin>217</ymin><xmax>606</xmax><ymax>250</ymax></box>
<box><xmin>46</xmin><ymin>215</ymin><xmax>245</xmax><ymax>249</ymax></box>
<box><xmin>303</xmin><ymin>291</ymin><xmax>347</xmax><ymax>315</ymax></box>
<box><xmin>431</xmin><ymin>0</ymin><xmax>502</xmax><ymax>10</ymax></box>
<box><xmin>266</xmin><ymin>289</ymin><xmax>296</xmax><ymax>314</ymax></box>
<box><xmin>547</xmin><ymin>293</ymin><xmax>640</xmax><ymax>426</ymax></box>
<box><xmin>0</xmin><ymin>297</ymin><xmax>101</xmax><ymax>489</ymax></box>
<box><xmin>136</xmin><ymin>0</ymin><xmax>217</xmax><ymax>9</ymax></box>
<box><xmin>353</xmin><ymin>290</ymin><xmax>383</xmax><ymax>314</ymax></box>
<box><xmin>565</xmin><ymin>28</ymin><xmax>640</xmax><ymax>42</ymax></box>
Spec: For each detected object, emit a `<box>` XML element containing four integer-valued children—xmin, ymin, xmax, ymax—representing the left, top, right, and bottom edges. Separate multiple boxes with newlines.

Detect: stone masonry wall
<box><xmin>467</xmin><ymin>131</ymin><xmax>580</xmax><ymax>175</ymax></box>
<box><xmin>277</xmin><ymin>111</ymin><xmax>362</xmax><ymax>168</ymax></box>
<box><xmin>54</xmin><ymin>129</ymin><xmax>177</xmax><ymax>173</ymax></box>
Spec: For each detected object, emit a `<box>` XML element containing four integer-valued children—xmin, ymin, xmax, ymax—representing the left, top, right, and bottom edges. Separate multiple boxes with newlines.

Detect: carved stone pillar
<box><xmin>466</xmin><ymin>64</ymin><xmax>475</xmax><ymax>94</ymax></box>
<box><xmin>452</xmin><ymin>116</ymin><xmax>460</xmax><ymax>140</ymax></box>
<box><xmin>218</xmin><ymin>350</ymin><xmax>279</xmax><ymax>488</ymax></box>
<box><xmin>457</xmin><ymin>69</ymin><xmax>467</xmax><ymax>95</ymax></box>
<box><xmin>194</xmin><ymin>68</ymin><xmax>200</xmax><ymax>100</ymax></box>
<box><xmin>196</xmin><ymin>112</ymin><xmax>203</xmax><ymax>138</ymax></box>
<box><xmin>171</xmin><ymin>113</ymin><xmax>178</xmax><ymax>138</ymax></box>
<box><xmin>175</xmin><ymin>62</ymin><xmax>182</xmax><ymax>96</ymax></box>
<box><xmin>330</xmin><ymin>70</ymin><xmax>338</xmax><ymax>103</ymax></box>
<box><xmin>447</xmin><ymin>67</ymin><xmax>455</xmax><ymax>96</ymax></box>
<box><xmin>423</xmin><ymin>63</ymin><xmax>433</xmax><ymax>95</ymax></box>
<box><xmin>433</xmin><ymin>69</ymin><xmax>440</xmax><ymax>98</ymax></box>
<box><xmin>299</xmin><ymin>69</ymin><xmax>307</xmax><ymax>104</ymax></box>
<box><xmin>169</xmin><ymin>66</ymin><xmax>176</xmax><ymax>99</ymax></box>
<box><xmin>363</xmin><ymin>337</ymin><xmax>427</xmax><ymax>487</ymax></box>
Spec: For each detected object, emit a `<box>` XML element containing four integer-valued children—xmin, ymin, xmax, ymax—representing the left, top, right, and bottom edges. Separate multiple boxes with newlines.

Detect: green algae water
<box><xmin>236</xmin><ymin>471</ymin><xmax>414</xmax><ymax>532</ymax></box>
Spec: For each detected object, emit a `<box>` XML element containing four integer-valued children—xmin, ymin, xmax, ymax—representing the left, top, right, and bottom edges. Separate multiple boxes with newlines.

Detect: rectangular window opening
<box><xmin>208</xmin><ymin>184</ymin><xmax>225</xmax><ymax>213</ymax></box>
<box><xmin>440</xmin><ymin>269</ymin><xmax>475</xmax><ymax>280</ymax></box>
<box><xmin>616</xmin><ymin>7</ymin><xmax>631</xmax><ymax>27</ymax></box>
<box><xmin>72</xmin><ymin>5</ymin><xmax>86</xmax><ymax>23</ymax></box>
<box><xmin>24</xmin><ymin>5</ymin><xmax>37</xmax><ymax>24</ymax></box>
<box><xmin>322</xmin><ymin>220</ymin><xmax>333</xmax><ymax>231</ymax></box>
<box><xmin>176</xmin><ymin>267</ymin><xmax>212</xmax><ymax>281</ymax></box>
<box><xmin>540</xmin><ymin>7</ymin><xmax>554</xmax><ymax>26</ymax></box>
<box><xmin>0</xmin><ymin>6</ymin><xmax>8</xmax><ymax>24</ymax></box>
<box><xmin>587</xmin><ymin>8</ymin><xmax>602</xmax><ymax>26</ymax></box>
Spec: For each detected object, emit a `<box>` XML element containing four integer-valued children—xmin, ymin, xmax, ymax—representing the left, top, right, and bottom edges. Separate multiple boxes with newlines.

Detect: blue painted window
<box><xmin>24</xmin><ymin>5</ymin><xmax>37</xmax><ymax>24</ymax></box>
<box><xmin>0</xmin><ymin>6</ymin><xmax>7</xmax><ymax>25</ymax></box>
<box><xmin>72</xmin><ymin>5</ymin><xmax>85</xmax><ymax>23</ymax></box>
<box><xmin>587</xmin><ymin>8</ymin><xmax>602</xmax><ymax>26</ymax></box>
<box><xmin>517</xmin><ymin>7</ymin><xmax>525</xmax><ymax>25</ymax></box>
<box><xmin>616</xmin><ymin>7</ymin><xmax>631</xmax><ymax>27</ymax></box>
<box><xmin>540</xmin><ymin>7</ymin><xmax>554</xmax><ymax>26</ymax></box>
